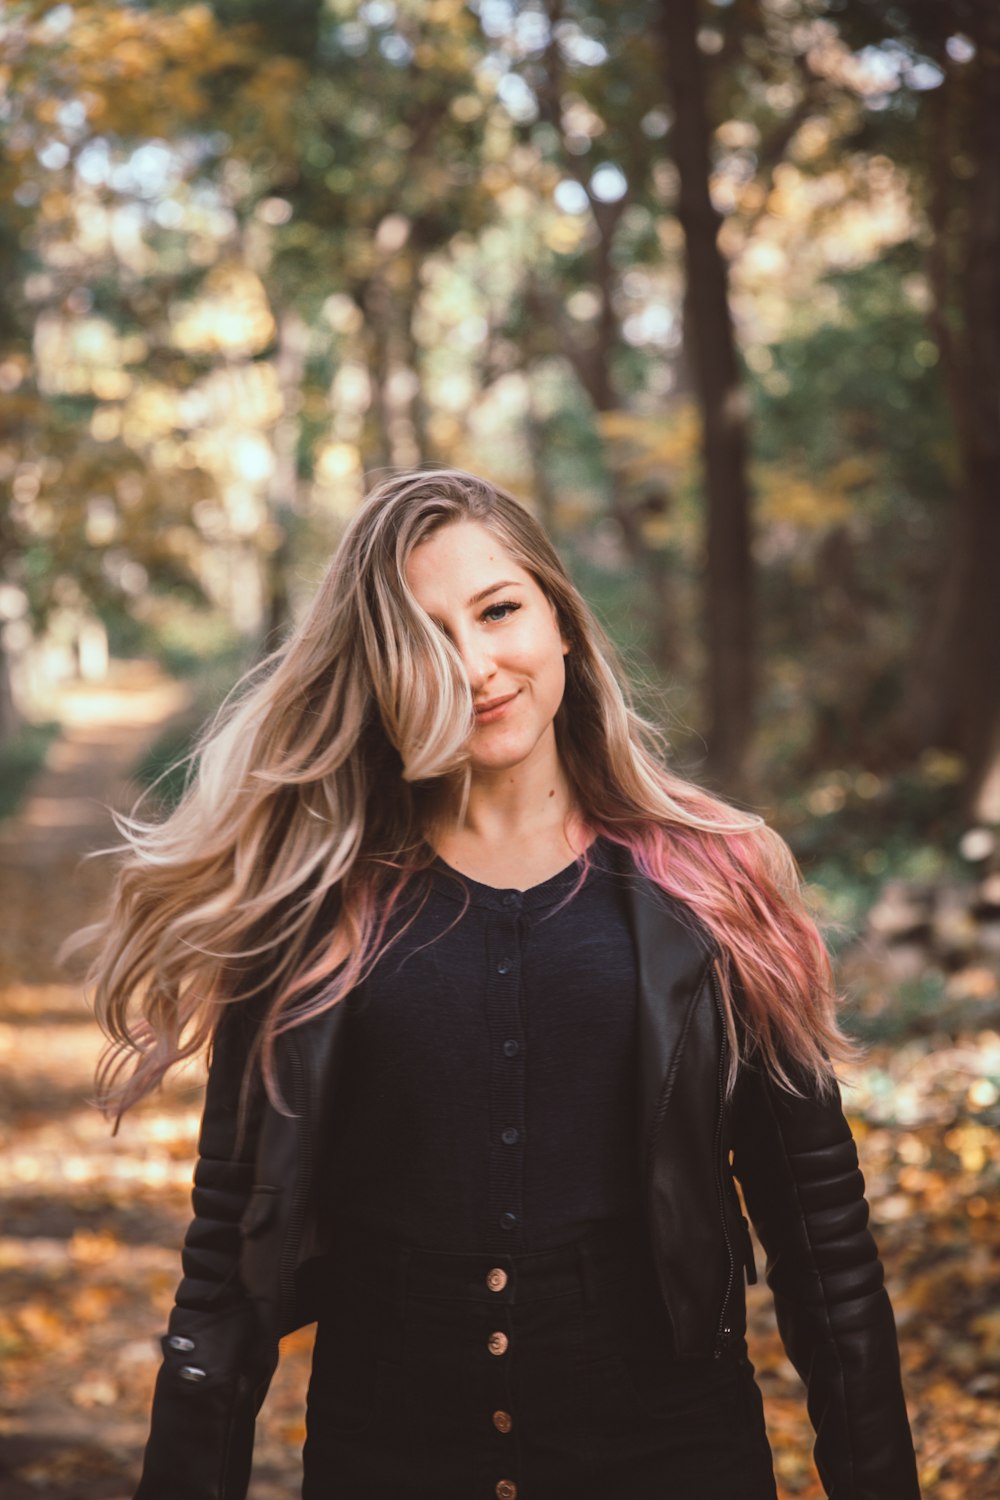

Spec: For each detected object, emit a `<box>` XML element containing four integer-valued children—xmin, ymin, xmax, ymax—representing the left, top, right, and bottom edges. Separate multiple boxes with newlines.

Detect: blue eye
<box><xmin>482</xmin><ymin>600</ymin><xmax>521</xmax><ymax>623</ymax></box>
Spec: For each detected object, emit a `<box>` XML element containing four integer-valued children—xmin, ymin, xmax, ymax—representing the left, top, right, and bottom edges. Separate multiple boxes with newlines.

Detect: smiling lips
<box><xmin>473</xmin><ymin>691</ymin><xmax>518</xmax><ymax>724</ymax></box>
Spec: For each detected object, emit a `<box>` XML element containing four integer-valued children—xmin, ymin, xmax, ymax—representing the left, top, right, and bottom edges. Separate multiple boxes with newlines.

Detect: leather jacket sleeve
<box><xmin>731</xmin><ymin>1057</ymin><xmax>920</xmax><ymax>1499</ymax></box>
<box><xmin>134</xmin><ymin>1002</ymin><xmax>276</xmax><ymax>1500</ymax></box>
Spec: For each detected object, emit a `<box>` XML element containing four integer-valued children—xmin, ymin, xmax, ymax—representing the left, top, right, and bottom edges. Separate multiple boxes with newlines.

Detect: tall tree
<box><xmin>658</xmin><ymin>0</ymin><xmax>754</xmax><ymax>786</ymax></box>
<box><xmin>898</xmin><ymin>4</ymin><xmax>1000</xmax><ymax>820</ymax></box>
<box><xmin>830</xmin><ymin>0</ymin><xmax>1000</xmax><ymax>817</ymax></box>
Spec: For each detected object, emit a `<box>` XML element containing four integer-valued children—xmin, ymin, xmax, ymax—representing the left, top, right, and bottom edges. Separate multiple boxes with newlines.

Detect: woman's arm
<box><xmin>731</xmin><ymin>1060</ymin><xmax>921</xmax><ymax>1500</ymax></box>
<box><xmin>134</xmin><ymin>1002</ymin><xmax>276</xmax><ymax>1500</ymax></box>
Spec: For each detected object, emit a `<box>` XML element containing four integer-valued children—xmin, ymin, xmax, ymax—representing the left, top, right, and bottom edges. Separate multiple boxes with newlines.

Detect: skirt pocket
<box><xmin>306</xmin><ymin>1328</ymin><xmax>400</xmax><ymax>1439</ymax></box>
<box><xmin>302</xmin><ymin>1351</ymin><xmax>414</xmax><ymax>1499</ymax></box>
<box><xmin>588</xmin><ymin>1350</ymin><xmax>741</xmax><ymax>1430</ymax></box>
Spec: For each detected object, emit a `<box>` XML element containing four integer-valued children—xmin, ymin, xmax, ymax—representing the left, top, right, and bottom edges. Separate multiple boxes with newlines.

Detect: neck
<box><xmin>428</xmin><ymin>758</ymin><xmax>591</xmax><ymax>889</ymax></box>
<box><xmin>432</xmin><ymin>745</ymin><xmax>583</xmax><ymax>851</ymax></box>
<box><xmin>465</xmin><ymin>772</ymin><xmax>574</xmax><ymax>844</ymax></box>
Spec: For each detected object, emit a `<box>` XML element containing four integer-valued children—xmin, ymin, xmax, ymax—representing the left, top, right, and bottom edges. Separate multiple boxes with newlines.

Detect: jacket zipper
<box><xmin>277</xmin><ymin>1036</ymin><xmax>311</xmax><ymax>1333</ymax></box>
<box><xmin>710</xmin><ymin>964</ymin><xmax>737</xmax><ymax>1358</ymax></box>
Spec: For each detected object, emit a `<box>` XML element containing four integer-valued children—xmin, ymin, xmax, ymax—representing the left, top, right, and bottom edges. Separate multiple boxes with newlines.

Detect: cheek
<box><xmin>506</xmin><ymin>614</ymin><xmax>568</xmax><ymax>694</ymax></box>
<box><xmin>541</xmin><ymin>637</ymin><xmax>569</xmax><ymax>698</ymax></box>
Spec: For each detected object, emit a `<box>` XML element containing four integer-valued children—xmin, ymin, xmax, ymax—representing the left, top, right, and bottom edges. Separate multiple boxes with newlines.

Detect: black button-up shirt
<box><xmin>324</xmin><ymin>837</ymin><xmax>641</xmax><ymax>1253</ymax></box>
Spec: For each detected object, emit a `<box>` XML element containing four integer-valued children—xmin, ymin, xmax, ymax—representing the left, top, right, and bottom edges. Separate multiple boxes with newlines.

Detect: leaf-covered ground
<box><xmin>0</xmin><ymin>665</ymin><xmax>997</xmax><ymax>1497</ymax></box>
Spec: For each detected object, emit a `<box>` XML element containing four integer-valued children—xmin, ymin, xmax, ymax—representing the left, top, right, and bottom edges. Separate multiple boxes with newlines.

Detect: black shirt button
<box><xmin>503</xmin><ymin>1040</ymin><xmax>519</xmax><ymax>1058</ymax></box>
<box><xmin>501</xmin><ymin>1127</ymin><xmax>519</xmax><ymax>1146</ymax></box>
<box><xmin>501</xmin><ymin>892</ymin><xmax>520</xmax><ymax>907</ymax></box>
<box><xmin>499</xmin><ymin>1212</ymin><xmax>518</xmax><ymax>1231</ymax></box>
<box><xmin>497</xmin><ymin>957</ymin><xmax>514</xmax><ymax>974</ymax></box>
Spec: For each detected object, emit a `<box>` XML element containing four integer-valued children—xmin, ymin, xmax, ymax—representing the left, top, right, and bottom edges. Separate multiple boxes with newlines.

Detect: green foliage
<box><xmin>841</xmin><ymin>971</ymin><xmax>949</xmax><ymax>1046</ymax></box>
<box><xmin>746</xmin><ymin>247</ymin><xmax>955</xmax><ymax>775</ymax></box>
<box><xmin>105</xmin><ymin>601</ymin><xmax>247</xmax><ymax>680</ymax></box>
<box><xmin>750</xmin><ymin>248</ymin><xmax>953</xmax><ymax>506</ymax></box>
<box><xmin>0</xmin><ymin>0</ymin><xmax>991</xmax><ymax>834</ymax></box>
<box><xmin>779</xmin><ymin>765</ymin><xmax>967</xmax><ymax>951</ymax></box>
<box><xmin>0</xmin><ymin>720</ymin><xmax>60</xmax><ymax>822</ymax></box>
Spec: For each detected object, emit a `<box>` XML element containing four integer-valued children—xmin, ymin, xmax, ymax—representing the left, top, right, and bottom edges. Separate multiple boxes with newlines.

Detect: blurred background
<box><xmin>0</xmin><ymin>1</ymin><xmax>998</xmax><ymax>1495</ymax></box>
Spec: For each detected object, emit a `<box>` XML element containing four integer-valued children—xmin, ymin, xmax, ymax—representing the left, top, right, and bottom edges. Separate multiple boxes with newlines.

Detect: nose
<box><xmin>459</xmin><ymin>637</ymin><xmax>496</xmax><ymax>693</ymax></box>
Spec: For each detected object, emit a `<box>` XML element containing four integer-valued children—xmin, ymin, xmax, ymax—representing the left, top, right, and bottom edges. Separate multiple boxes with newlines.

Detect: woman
<box><xmin>83</xmin><ymin>468</ymin><xmax>920</xmax><ymax>1499</ymax></box>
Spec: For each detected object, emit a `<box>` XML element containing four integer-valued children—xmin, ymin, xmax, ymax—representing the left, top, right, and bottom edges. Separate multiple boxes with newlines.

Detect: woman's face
<box><xmin>404</xmin><ymin>519</ymin><xmax>569</xmax><ymax>780</ymax></box>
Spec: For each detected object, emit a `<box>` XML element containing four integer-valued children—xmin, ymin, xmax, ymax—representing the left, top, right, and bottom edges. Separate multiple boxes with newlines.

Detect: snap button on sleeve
<box><xmin>167</xmin><ymin>1335</ymin><xmax>195</xmax><ymax>1352</ymax></box>
<box><xmin>179</xmin><ymin>1365</ymin><xmax>207</xmax><ymax>1382</ymax></box>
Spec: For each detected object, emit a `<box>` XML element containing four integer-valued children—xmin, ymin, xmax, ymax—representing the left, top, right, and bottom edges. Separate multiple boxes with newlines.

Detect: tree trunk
<box><xmin>402</xmin><ymin>298</ymin><xmax>431</xmax><ymax>465</ymax></box>
<box><xmin>524</xmin><ymin>366</ymin><xmax>557</xmax><ymax>536</ymax></box>
<box><xmin>362</xmin><ymin>273</ymin><xmax>392</xmax><ymax>473</ymax></box>
<box><xmin>0</xmin><ymin>640</ymin><xmax>19</xmax><ymax>747</ymax></box>
<box><xmin>897</xmin><ymin>21</ymin><xmax>1000</xmax><ymax>820</ymax></box>
<box><xmin>659</xmin><ymin>0</ymin><xmax>754</xmax><ymax>788</ymax></box>
<box><xmin>265</xmin><ymin>308</ymin><xmax>308</xmax><ymax>642</ymax></box>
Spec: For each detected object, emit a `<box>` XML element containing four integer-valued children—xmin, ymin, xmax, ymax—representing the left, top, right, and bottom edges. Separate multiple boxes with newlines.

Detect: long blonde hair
<box><xmin>76</xmin><ymin>468</ymin><xmax>852</xmax><ymax>1122</ymax></box>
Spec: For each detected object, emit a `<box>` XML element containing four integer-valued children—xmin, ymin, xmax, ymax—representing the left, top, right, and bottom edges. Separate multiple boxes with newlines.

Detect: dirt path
<box><xmin>0</xmin><ymin>661</ymin><xmax>997</xmax><ymax>1498</ymax></box>
<box><xmin>0</xmin><ymin>662</ymin><xmax>193</xmax><ymax>1495</ymax></box>
<box><xmin>0</xmin><ymin>661</ymin><xmax>316</xmax><ymax>1499</ymax></box>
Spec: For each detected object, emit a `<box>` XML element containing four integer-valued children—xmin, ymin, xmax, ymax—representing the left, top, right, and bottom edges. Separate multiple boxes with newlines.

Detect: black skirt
<box><xmin>301</xmin><ymin>1223</ymin><xmax>777</xmax><ymax>1500</ymax></box>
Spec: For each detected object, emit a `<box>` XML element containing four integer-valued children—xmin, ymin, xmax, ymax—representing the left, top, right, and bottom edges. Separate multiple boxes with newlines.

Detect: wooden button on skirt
<box><xmin>302</xmin><ymin>1224</ymin><xmax>777</xmax><ymax>1500</ymax></box>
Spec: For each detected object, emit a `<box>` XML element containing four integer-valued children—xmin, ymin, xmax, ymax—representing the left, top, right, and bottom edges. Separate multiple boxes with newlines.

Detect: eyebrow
<box><xmin>467</xmin><ymin>580</ymin><xmax>523</xmax><ymax>608</ymax></box>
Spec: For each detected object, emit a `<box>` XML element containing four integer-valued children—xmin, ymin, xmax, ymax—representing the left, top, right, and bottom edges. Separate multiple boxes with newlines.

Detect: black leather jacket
<box><xmin>135</xmin><ymin>868</ymin><xmax>920</xmax><ymax>1499</ymax></box>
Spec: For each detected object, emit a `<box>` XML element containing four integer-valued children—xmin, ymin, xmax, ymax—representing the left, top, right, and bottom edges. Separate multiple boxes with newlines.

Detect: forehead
<box><xmin>404</xmin><ymin>520</ymin><xmax>532</xmax><ymax>606</ymax></box>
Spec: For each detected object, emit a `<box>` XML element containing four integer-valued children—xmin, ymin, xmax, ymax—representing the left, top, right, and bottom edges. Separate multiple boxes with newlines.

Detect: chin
<box><xmin>469</xmin><ymin>754</ymin><xmax>525</xmax><ymax>775</ymax></box>
<box><xmin>468</xmin><ymin>737</ymin><xmax>530</xmax><ymax>771</ymax></box>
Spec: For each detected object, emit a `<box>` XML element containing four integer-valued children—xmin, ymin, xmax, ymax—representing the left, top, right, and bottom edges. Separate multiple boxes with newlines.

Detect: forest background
<box><xmin>0</xmin><ymin>1</ymin><xmax>998</xmax><ymax>1496</ymax></box>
